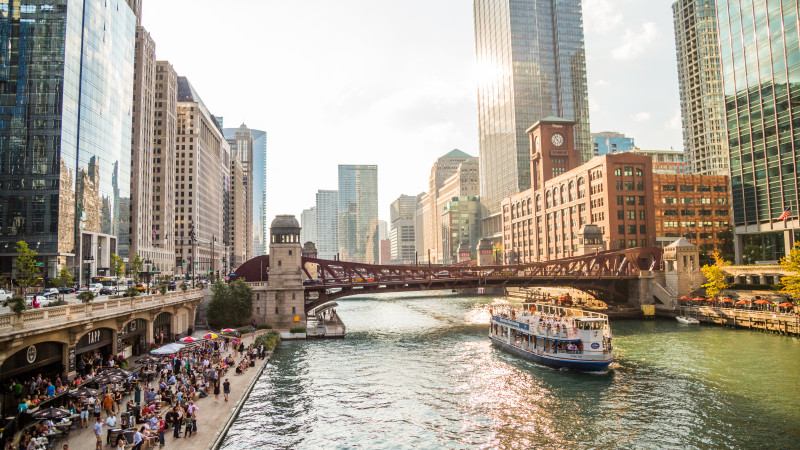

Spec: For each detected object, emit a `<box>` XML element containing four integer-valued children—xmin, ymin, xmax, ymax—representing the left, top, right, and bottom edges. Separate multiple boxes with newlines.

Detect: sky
<box><xmin>143</xmin><ymin>0</ymin><xmax>683</xmax><ymax>225</ymax></box>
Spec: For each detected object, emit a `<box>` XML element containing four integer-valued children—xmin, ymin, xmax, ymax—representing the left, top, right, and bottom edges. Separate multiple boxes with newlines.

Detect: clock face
<box><xmin>533</xmin><ymin>136</ymin><xmax>539</xmax><ymax>151</ymax></box>
<box><xmin>551</xmin><ymin>133</ymin><xmax>565</xmax><ymax>147</ymax></box>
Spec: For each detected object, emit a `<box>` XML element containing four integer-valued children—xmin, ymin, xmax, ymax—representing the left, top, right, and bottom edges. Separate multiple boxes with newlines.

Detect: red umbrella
<box><xmin>754</xmin><ymin>299</ymin><xmax>772</xmax><ymax>305</ymax></box>
<box><xmin>708</xmin><ymin>297</ymin><xmax>719</xmax><ymax>302</ymax></box>
<box><xmin>692</xmin><ymin>296</ymin><xmax>705</xmax><ymax>301</ymax></box>
<box><xmin>735</xmin><ymin>299</ymin><xmax>751</xmax><ymax>306</ymax></box>
<box><xmin>778</xmin><ymin>302</ymin><xmax>794</xmax><ymax>308</ymax></box>
<box><xmin>720</xmin><ymin>298</ymin><xmax>734</xmax><ymax>303</ymax></box>
<box><xmin>680</xmin><ymin>296</ymin><xmax>692</xmax><ymax>300</ymax></box>
<box><xmin>221</xmin><ymin>328</ymin><xmax>236</xmax><ymax>333</ymax></box>
<box><xmin>179</xmin><ymin>336</ymin><xmax>195</xmax><ymax>343</ymax></box>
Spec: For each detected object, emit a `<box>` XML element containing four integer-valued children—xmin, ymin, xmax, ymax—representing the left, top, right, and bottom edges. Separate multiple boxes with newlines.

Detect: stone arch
<box><xmin>75</xmin><ymin>327</ymin><xmax>116</xmax><ymax>363</ymax></box>
<box><xmin>153</xmin><ymin>312</ymin><xmax>173</xmax><ymax>342</ymax></box>
<box><xmin>1</xmin><ymin>340</ymin><xmax>67</xmax><ymax>385</ymax></box>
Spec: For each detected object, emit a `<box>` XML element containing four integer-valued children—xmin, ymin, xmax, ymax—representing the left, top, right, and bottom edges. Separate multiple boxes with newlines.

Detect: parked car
<box><xmin>37</xmin><ymin>288</ymin><xmax>60</xmax><ymax>299</ymax></box>
<box><xmin>89</xmin><ymin>283</ymin><xmax>103</xmax><ymax>294</ymax></box>
<box><xmin>168</xmin><ymin>282</ymin><xmax>177</xmax><ymax>291</ymax></box>
<box><xmin>0</xmin><ymin>289</ymin><xmax>12</xmax><ymax>301</ymax></box>
<box><xmin>57</xmin><ymin>287</ymin><xmax>75</xmax><ymax>294</ymax></box>
<box><xmin>26</xmin><ymin>295</ymin><xmax>52</xmax><ymax>307</ymax></box>
<box><xmin>99</xmin><ymin>286</ymin><xmax>115</xmax><ymax>295</ymax></box>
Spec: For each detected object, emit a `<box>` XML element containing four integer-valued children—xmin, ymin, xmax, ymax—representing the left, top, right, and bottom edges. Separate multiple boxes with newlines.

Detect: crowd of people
<box><xmin>4</xmin><ymin>332</ymin><xmax>270</xmax><ymax>450</ymax></box>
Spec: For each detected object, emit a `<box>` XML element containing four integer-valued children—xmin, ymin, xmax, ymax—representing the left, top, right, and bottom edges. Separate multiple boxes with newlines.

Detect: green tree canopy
<box><xmin>130</xmin><ymin>254</ymin><xmax>143</xmax><ymax>283</ymax></box>
<box><xmin>779</xmin><ymin>242</ymin><xmax>800</xmax><ymax>300</ymax></box>
<box><xmin>701</xmin><ymin>251</ymin><xmax>732</xmax><ymax>298</ymax></box>
<box><xmin>14</xmin><ymin>241</ymin><xmax>40</xmax><ymax>295</ymax></box>
<box><xmin>207</xmin><ymin>280</ymin><xmax>254</xmax><ymax>329</ymax></box>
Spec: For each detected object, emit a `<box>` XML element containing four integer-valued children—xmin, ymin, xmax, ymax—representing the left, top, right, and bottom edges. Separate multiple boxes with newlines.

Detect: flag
<box><xmin>777</xmin><ymin>206</ymin><xmax>791</xmax><ymax>222</ymax></box>
<box><xmin>152</xmin><ymin>227</ymin><xmax>157</xmax><ymax>239</ymax></box>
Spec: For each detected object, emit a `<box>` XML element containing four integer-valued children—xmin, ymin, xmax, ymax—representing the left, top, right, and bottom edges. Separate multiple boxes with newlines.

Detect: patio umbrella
<box><xmin>221</xmin><ymin>328</ymin><xmax>236</xmax><ymax>333</ymax></box>
<box><xmin>754</xmin><ymin>299</ymin><xmax>772</xmax><ymax>304</ymax></box>
<box><xmin>179</xmin><ymin>336</ymin><xmax>195</xmax><ymax>343</ymax></box>
<box><xmin>679</xmin><ymin>295</ymin><xmax>692</xmax><ymax>300</ymax></box>
<box><xmin>720</xmin><ymin>298</ymin><xmax>734</xmax><ymax>303</ymax></box>
<box><xmin>692</xmin><ymin>296</ymin><xmax>705</xmax><ymax>301</ymax></box>
<box><xmin>150</xmin><ymin>343</ymin><xmax>185</xmax><ymax>355</ymax></box>
<box><xmin>735</xmin><ymin>299</ymin><xmax>751</xmax><ymax>306</ymax></box>
<box><xmin>203</xmin><ymin>333</ymin><xmax>219</xmax><ymax>340</ymax></box>
<box><xmin>31</xmin><ymin>407</ymin><xmax>71</xmax><ymax>421</ymax></box>
<box><xmin>93</xmin><ymin>373</ymin><xmax>126</xmax><ymax>385</ymax></box>
<box><xmin>779</xmin><ymin>302</ymin><xmax>794</xmax><ymax>307</ymax></box>
<box><xmin>708</xmin><ymin>297</ymin><xmax>719</xmax><ymax>302</ymax></box>
<box><xmin>105</xmin><ymin>367</ymin><xmax>132</xmax><ymax>377</ymax></box>
<box><xmin>135</xmin><ymin>355</ymin><xmax>161</xmax><ymax>365</ymax></box>
<box><xmin>68</xmin><ymin>386</ymin><xmax>101</xmax><ymax>398</ymax></box>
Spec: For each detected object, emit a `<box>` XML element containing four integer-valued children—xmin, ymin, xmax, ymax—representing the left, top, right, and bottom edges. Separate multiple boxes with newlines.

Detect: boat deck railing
<box><xmin>493</xmin><ymin>302</ymin><xmax>609</xmax><ymax>321</ymax></box>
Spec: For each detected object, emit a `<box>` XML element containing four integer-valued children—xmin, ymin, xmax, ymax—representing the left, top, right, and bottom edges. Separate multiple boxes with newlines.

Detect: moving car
<box><xmin>89</xmin><ymin>283</ymin><xmax>103</xmax><ymax>294</ymax></box>
<box><xmin>37</xmin><ymin>288</ymin><xmax>60</xmax><ymax>299</ymax></box>
<box><xmin>0</xmin><ymin>289</ymin><xmax>12</xmax><ymax>301</ymax></box>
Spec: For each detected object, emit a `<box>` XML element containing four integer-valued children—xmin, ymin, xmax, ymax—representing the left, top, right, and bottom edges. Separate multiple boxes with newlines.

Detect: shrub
<box><xmin>289</xmin><ymin>326</ymin><xmax>306</xmax><ymax>334</ymax></box>
<box><xmin>77</xmin><ymin>291</ymin><xmax>95</xmax><ymax>303</ymax></box>
<box><xmin>180</xmin><ymin>283</ymin><xmax>188</xmax><ymax>292</ymax></box>
<box><xmin>257</xmin><ymin>324</ymin><xmax>272</xmax><ymax>330</ymax></box>
<box><xmin>45</xmin><ymin>299</ymin><xmax>67</xmax><ymax>308</ymax></box>
<box><xmin>3</xmin><ymin>296</ymin><xmax>27</xmax><ymax>314</ymax></box>
<box><xmin>254</xmin><ymin>331</ymin><xmax>281</xmax><ymax>352</ymax></box>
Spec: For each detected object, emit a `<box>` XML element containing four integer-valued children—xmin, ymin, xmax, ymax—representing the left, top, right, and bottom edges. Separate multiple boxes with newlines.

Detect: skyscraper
<box><xmin>673</xmin><ymin>0</ymin><xmax>729</xmax><ymax>175</ymax></box>
<box><xmin>337</xmin><ymin>165</ymin><xmax>378</xmax><ymax>263</ymax></box>
<box><xmin>390</xmin><ymin>195</ymin><xmax>417</xmax><ymax>264</ymax></box>
<box><xmin>224</xmin><ymin>124</ymin><xmax>254</xmax><ymax>263</ymax></box>
<box><xmin>716</xmin><ymin>0</ymin><xmax>799</xmax><ymax>262</ymax></box>
<box><xmin>224</xmin><ymin>126</ymin><xmax>267</xmax><ymax>258</ymax></box>
<box><xmin>315</xmin><ymin>190</ymin><xmax>339</xmax><ymax>260</ymax></box>
<box><xmin>0</xmin><ymin>0</ymin><xmax>136</xmax><ymax>286</ymax></box>
<box><xmin>591</xmin><ymin>132</ymin><xmax>635</xmax><ymax>156</ymax></box>
<box><xmin>300</xmin><ymin>207</ymin><xmax>317</xmax><ymax>245</ymax></box>
<box><xmin>473</xmin><ymin>0</ymin><xmax>591</xmax><ymax>232</ymax></box>
<box><xmin>152</xmin><ymin>61</ymin><xmax>178</xmax><ymax>276</ymax></box>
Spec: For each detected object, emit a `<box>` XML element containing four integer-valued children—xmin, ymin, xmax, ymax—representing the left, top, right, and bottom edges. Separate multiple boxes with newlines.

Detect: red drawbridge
<box><xmin>233</xmin><ymin>247</ymin><xmax>663</xmax><ymax>313</ymax></box>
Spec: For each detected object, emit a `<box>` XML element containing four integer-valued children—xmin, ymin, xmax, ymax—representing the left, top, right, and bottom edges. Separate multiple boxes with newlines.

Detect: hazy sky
<box><xmin>144</xmin><ymin>0</ymin><xmax>682</xmax><ymax>224</ymax></box>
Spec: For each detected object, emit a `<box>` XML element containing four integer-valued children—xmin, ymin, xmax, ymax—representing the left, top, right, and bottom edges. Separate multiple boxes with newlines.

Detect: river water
<box><xmin>222</xmin><ymin>292</ymin><xmax>800</xmax><ymax>449</ymax></box>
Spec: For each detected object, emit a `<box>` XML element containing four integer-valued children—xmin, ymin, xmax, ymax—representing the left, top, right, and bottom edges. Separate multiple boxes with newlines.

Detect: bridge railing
<box><xmin>0</xmin><ymin>289</ymin><xmax>204</xmax><ymax>335</ymax></box>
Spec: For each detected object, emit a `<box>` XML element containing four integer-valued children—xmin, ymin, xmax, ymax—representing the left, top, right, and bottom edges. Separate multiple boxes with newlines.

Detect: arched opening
<box><xmin>120</xmin><ymin>318</ymin><xmax>148</xmax><ymax>358</ymax></box>
<box><xmin>76</xmin><ymin>328</ymin><xmax>115</xmax><ymax>374</ymax></box>
<box><xmin>154</xmin><ymin>312</ymin><xmax>173</xmax><ymax>343</ymax></box>
<box><xmin>1</xmin><ymin>341</ymin><xmax>66</xmax><ymax>415</ymax></box>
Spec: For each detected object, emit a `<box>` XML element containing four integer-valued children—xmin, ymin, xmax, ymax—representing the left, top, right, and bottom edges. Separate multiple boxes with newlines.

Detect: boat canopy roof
<box><xmin>574</xmin><ymin>317</ymin><xmax>607</xmax><ymax>322</ymax></box>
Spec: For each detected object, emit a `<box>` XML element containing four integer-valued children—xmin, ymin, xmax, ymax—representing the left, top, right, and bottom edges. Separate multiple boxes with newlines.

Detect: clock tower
<box><xmin>527</xmin><ymin>116</ymin><xmax>581</xmax><ymax>190</ymax></box>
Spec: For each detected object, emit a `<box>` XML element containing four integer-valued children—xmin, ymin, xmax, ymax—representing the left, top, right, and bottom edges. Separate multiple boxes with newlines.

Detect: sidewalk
<box><xmin>60</xmin><ymin>331</ymin><xmax>271</xmax><ymax>450</ymax></box>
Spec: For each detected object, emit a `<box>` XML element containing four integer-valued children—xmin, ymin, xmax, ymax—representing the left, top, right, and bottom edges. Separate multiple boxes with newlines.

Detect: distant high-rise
<box><xmin>224</xmin><ymin>124</ymin><xmax>255</xmax><ymax>263</ymax></box>
<box><xmin>390</xmin><ymin>195</ymin><xmax>417</xmax><ymax>264</ymax></box>
<box><xmin>300</xmin><ymin>207</ymin><xmax>317</xmax><ymax>245</ymax></box>
<box><xmin>716</xmin><ymin>0</ymin><xmax>799</xmax><ymax>262</ymax></box>
<box><xmin>0</xmin><ymin>0</ymin><xmax>136</xmax><ymax>286</ymax></box>
<box><xmin>338</xmin><ymin>165</ymin><xmax>378</xmax><ymax>263</ymax></box>
<box><xmin>224</xmin><ymin>126</ymin><xmax>267</xmax><ymax>258</ymax></box>
<box><xmin>315</xmin><ymin>190</ymin><xmax>339</xmax><ymax>260</ymax></box>
<box><xmin>591</xmin><ymin>132</ymin><xmax>635</xmax><ymax>156</ymax></box>
<box><xmin>673</xmin><ymin>0</ymin><xmax>729</xmax><ymax>175</ymax></box>
<box><xmin>474</xmin><ymin>0</ymin><xmax>591</xmax><ymax>229</ymax></box>
<box><xmin>152</xmin><ymin>61</ymin><xmax>178</xmax><ymax>276</ymax></box>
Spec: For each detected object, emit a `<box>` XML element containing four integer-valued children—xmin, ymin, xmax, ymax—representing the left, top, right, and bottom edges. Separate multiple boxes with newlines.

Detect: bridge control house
<box><xmin>501</xmin><ymin>118</ymin><xmax>731</xmax><ymax>263</ymax></box>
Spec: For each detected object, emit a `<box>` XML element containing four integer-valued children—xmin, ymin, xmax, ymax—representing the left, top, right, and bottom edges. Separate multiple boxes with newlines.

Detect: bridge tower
<box><xmin>664</xmin><ymin>238</ymin><xmax>702</xmax><ymax>300</ymax></box>
<box><xmin>577</xmin><ymin>224</ymin><xmax>604</xmax><ymax>255</ymax></box>
<box><xmin>477</xmin><ymin>238</ymin><xmax>494</xmax><ymax>266</ymax></box>
<box><xmin>302</xmin><ymin>241</ymin><xmax>318</xmax><ymax>279</ymax></box>
<box><xmin>264</xmin><ymin>215</ymin><xmax>305</xmax><ymax>329</ymax></box>
<box><xmin>457</xmin><ymin>241</ymin><xmax>472</xmax><ymax>263</ymax></box>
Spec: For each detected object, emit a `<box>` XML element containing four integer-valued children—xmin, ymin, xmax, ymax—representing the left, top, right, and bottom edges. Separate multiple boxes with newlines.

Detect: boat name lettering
<box><xmin>591</xmin><ymin>342</ymin><xmax>600</xmax><ymax>349</ymax></box>
<box><xmin>494</xmin><ymin>316</ymin><xmax>529</xmax><ymax>331</ymax></box>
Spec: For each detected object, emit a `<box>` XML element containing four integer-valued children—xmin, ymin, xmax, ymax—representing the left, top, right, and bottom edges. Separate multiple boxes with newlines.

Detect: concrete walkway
<box><xmin>58</xmin><ymin>331</ymin><xmax>271</xmax><ymax>450</ymax></box>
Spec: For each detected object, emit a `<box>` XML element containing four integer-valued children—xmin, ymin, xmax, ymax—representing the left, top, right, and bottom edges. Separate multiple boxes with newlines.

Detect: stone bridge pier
<box><xmin>628</xmin><ymin>238</ymin><xmax>702</xmax><ymax>309</ymax></box>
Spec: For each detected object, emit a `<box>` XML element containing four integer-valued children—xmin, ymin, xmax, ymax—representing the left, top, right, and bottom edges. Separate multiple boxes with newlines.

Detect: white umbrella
<box><xmin>150</xmin><ymin>343</ymin><xmax>185</xmax><ymax>355</ymax></box>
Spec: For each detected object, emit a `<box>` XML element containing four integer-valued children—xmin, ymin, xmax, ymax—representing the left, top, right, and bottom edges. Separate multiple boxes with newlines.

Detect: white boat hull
<box><xmin>676</xmin><ymin>316</ymin><xmax>699</xmax><ymax>325</ymax></box>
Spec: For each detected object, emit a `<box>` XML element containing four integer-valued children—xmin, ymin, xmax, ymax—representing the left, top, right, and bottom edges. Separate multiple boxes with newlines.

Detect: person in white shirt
<box><xmin>132</xmin><ymin>426</ymin><xmax>144</xmax><ymax>450</ymax></box>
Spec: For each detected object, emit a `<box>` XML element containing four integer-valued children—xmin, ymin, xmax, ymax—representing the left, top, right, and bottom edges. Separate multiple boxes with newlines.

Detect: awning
<box><xmin>150</xmin><ymin>343</ymin><xmax>185</xmax><ymax>355</ymax></box>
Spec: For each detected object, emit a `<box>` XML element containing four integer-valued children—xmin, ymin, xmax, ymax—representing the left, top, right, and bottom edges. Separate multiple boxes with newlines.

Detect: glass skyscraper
<box><xmin>337</xmin><ymin>165</ymin><xmax>378</xmax><ymax>263</ymax></box>
<box><xmin>473</xmin><ymin>0</ymin><xmax>591</xmax><ymax>220</ymax></box>
<box><xmin>0</xmin><ymin>0</ymin><xmax>135</xmax><ymax>283</ymax></box>
<box><xmin>716</xmin><ymin>0</ymin><xmax>800</xmax><ymax>262</ymax></box>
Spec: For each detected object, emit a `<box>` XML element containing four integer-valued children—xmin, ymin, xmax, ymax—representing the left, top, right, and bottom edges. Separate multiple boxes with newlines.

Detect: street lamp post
<box><xmin>189</xmin><ymin>224</ymin><xmax>196</xmax><ymax>289</ymax></box>
<box><xmin>222</xmin><ymin>255</ymin><xmax>227</xmax><ymax>281</ymax></box>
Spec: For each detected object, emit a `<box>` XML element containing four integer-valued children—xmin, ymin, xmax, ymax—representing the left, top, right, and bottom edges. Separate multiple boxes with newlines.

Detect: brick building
<box><xmin>653</xmin><ymin>173</ymin><xmax>731</xmax><ymax>258</ymax></box>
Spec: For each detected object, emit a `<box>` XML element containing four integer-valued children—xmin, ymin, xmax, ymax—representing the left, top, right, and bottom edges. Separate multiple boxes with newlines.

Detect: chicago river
<box><xmin>222</xmin><ymin>292</ymin><xmax>800</xmax><ymax>448</ymax></box>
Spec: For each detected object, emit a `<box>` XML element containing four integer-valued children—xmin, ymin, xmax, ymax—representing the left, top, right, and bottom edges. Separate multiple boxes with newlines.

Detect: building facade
<box><xmin>337</xmin><ymin>165</ymin><xmax>378</xmax><ymax>263</ymax></box>
<box><xmin>591</xmin><ymin>132</ymin><xmax>636</xmax><ymax>156</ymax></box>
<box><xmin>300</xmin><ymin>207</ymin><xmax>317</xmax><ymax>246</ymax></box>
<box><xmin>716</xmin><ymin>0</ymin><xmax>800</xmax><ymax>262</ymax></box>
<box><xmin>152</xmin><ymin>61</ymin><xmax>177</xmax><ymax>277</ymax></box>
<box><xmin>0</xmin><ymin>0</ymin><xmax>136</xmax><ymax>287</ymax></box>
<box><xmin>473</xmin><ymin>0</ymin><xmax>591</xmax><ymax>227</ymax></box>
<box><xmin>390</xmin><ymin>195</ymin><xmax>417</xmax><ymax>264</ymax></box>
<box><xmin>174</xmin><ymin>78</ymin><xmax>228</xmax><ymax>279</ymax></box>
<box><xmin>223</xmin><ymin>124</ymin><xmax>257</xmax><ymax>262</ymax></box>
<box><xmin>315</xmin><ymin>190</ymin><xmax>339</xmax><ymax>260</ymax></box>
<box><xmin>441</xmin><ymin>196</ymin><xmax>482</xmax><ymax>264</ymax></box>
<box><xmin>629</xmin><ymin>148</ymin><xmax>686</xmax><ymax>174</ymax></box>
<box><xmin>653</xmin><ymin>173</ymin><xmax>732</xmax><ymax>260</ymax></box>
<box><xmin>502</xmin><ymin>120</ymin><xmax>656</xmax><ymax>263</ymax></box>
<box><xmin>673</xmin><ymin>0</ymin><xmax>729</xmax><ymax>176</ymax></box>
<box><xmin>228</xmin><ymin>154</ymin><xmax>247</xmax><ymax>271</ymax></box>
<box><xmin>415</xmin><ymin>150</ymin><xmax>479</xmax><ymax>264</ymax></box>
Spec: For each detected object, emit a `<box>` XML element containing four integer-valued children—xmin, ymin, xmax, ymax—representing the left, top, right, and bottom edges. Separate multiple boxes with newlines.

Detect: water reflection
<box><xmin>223</xmin><ymin>293</ymin><xmax>800</xmax><ymax>449</ymax></box>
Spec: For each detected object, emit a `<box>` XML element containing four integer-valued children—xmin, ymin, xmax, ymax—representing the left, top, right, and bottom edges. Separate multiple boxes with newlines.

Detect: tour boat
<box><xmin>489</xmin><ymin>303</ymin><xmax>614</xmax><ymax>372</ymax></box>
<box><xmin>675</xmin><ymin>316</ymin><xmax>700</xmax><ymax>325</ymax></box>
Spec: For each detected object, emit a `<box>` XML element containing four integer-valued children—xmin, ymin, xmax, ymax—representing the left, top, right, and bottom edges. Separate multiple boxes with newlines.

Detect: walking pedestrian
<box><xmin>213</xmin><ymin>379</ymin><xmax>220</xmax><ymax>402</ymax></box>
<box><xmin>223</xmin><ymin>378</ymin><xmax>230</xmax><ymax>402</ymax></box>
<box><xmin>132</xmin><ymin>426</ymin><xmax>144</xmax><ymax>450</ymax></box>
<box><xmin>157</xmin><ymin>417</ymin><xmax>166</xmax><ymax>447</ymax></box>
<box><xmin>93</xmin><ymin>417</ymin><xmax>103</xmax><ymax>450</ymax></box>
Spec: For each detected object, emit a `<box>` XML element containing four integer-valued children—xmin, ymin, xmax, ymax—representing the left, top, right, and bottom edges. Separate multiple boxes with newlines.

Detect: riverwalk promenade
<box><xmin>60</xmin><ymin>330</ymin><xmax>271</xmax><ymax>450</ymax></box>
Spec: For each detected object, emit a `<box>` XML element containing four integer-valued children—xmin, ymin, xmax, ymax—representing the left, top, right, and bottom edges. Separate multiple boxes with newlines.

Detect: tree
<box><xmin>206</xmin><ymin>280</ymin><xmax>254</xmax><ymax>329</ymax></box>
<box><xmin>126</xmin><ymin>286</ymin><xmax>140</xmax><ymax>298</ymax></box>
<box><xmin>779</xmin><ymin>242</ymin><xmax>800</xmax><ymax>300</ymax></box>
<box><xmin>111</xmin><ymin>253</ymin><xmax>125</xmax><ymax>292</ymax></box>
<box><xmin>130</xmin><ymin>254</ymin><xmax>143</xmax><ymax>284</ymax></box>
<box><xmin>55</xmin><ymin>268</ymin><xmax>73</xmax><ymax>301</ymax></box>
<box><xmin>14</xmin><ymin>241</ymin><xmax>40</xmax><ymax>295</ymax></box>
<box><xmin>77</xmin><ymin>290</ymin><xmax>95</xmax><ymax>303</ymax></box>
<box><xmin>701</xmin><ymin>251</ymin><xmax>732</xmax><ymax>298</ymax></box>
